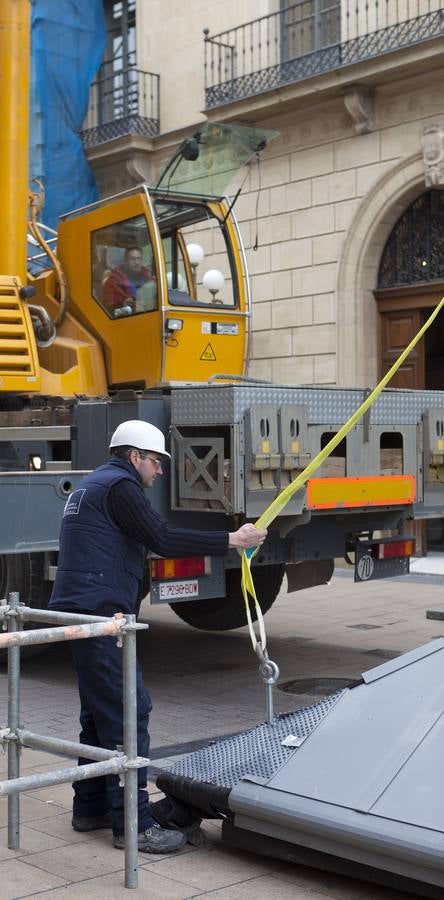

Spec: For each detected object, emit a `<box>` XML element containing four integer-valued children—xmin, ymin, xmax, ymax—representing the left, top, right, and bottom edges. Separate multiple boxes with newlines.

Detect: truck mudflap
<box><xmin>354</xmin><ymin>535</ymin><xmax>416</xmax><ymax>582</ymax></box>
<box><xmin>155</xmin><ymin>638</ymin><xmax>444</xmax><ymax>899</ymax></box>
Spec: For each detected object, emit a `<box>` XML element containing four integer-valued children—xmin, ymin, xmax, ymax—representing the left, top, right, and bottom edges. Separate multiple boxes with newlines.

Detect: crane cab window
<box><xmin>153</xmin><ymin>196</ymin><xmax>238</xmax><ymax>309</ymax></box>
<box><xmin>91</xmin><ymin>214</ymin><xmax>158</xmax><ymax>318</ymax></box>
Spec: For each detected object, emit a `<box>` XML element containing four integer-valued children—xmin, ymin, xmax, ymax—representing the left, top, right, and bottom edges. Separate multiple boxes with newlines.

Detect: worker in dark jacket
<box><xmin>49</xmin><ymin>419</ymin><xmax>266</xmax><ymax>854</ymax></box>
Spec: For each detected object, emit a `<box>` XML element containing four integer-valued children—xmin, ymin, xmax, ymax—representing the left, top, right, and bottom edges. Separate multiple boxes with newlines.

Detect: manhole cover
<box><xmin>278</xmin><ymin>676</ymin><xmax>361</xmax><ymax>696</ymax></box>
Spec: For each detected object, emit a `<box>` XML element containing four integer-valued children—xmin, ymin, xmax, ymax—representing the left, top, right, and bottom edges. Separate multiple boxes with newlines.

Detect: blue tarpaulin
<box><xmin>30</xmin><ymin>1</ymin><xmax>106</xmax><ymax>231</ymax></box>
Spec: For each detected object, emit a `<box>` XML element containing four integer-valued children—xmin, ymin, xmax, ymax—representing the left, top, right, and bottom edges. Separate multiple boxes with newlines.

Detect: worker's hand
<box><xmin>228</xmin><ymin>523</ymin><xmax>267</xmax><ymax>549</ymax></box>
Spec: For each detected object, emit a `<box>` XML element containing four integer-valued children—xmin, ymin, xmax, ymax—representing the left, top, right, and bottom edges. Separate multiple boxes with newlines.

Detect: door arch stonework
<box><xmin>336</xmin><ymin>153</ymin><xmax>426</xmax><ymax>387</ymax></box>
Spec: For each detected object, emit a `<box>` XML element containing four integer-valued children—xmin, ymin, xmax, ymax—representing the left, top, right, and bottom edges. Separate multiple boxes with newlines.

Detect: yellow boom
<box><xmin>0</xmin><ymin>0</ymin><xmax>30</xmax><ymax>283</ymax></box>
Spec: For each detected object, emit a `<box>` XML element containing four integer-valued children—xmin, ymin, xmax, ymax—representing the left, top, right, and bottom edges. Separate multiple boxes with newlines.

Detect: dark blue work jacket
<box><xmin>49</xmin><ymin>458</ymin><xmax>145</xmax><ymax>615</ymax></box>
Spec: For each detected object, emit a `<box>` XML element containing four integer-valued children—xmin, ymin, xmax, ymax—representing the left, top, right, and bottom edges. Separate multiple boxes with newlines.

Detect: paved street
<box><xmin>0</xmin><ymin>567</ymin><xmax>443</xmax><ymax>898</ymax></box>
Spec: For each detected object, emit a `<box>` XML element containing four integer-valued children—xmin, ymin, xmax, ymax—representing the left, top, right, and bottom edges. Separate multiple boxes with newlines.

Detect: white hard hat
<box><xmin>109</xmin><ymin>420</ymin><xmax>171</xmax><ymax>458</ymax></box>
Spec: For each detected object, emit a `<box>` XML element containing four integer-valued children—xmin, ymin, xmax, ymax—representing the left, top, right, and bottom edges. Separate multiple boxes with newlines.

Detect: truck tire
<box><xmin>0</xmin><ymin>554</ymin><xmax>52</xmax><ymax>661</ymax></box>
<box><xmin>169</xmin><ymin>564</ymin><xmax>285</xmax><ymax>631</ymax></box>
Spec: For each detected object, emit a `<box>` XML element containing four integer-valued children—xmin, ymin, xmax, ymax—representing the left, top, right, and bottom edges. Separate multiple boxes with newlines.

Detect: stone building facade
<box><xmin>84</xmin><ymin>0</ymin><xmax>444</xmax><ymax>391</ymax></box>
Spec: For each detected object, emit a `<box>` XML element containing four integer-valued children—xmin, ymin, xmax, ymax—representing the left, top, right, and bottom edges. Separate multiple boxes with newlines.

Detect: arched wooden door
<box><xmin>380</xmin><ymin>306</ymin><xmax>424</xmax><ymax>388</ymax></box>
<box><xmin>377</xmin><ymin>290</ymin><xmax>444</xmax><ymax>390</ymax></box>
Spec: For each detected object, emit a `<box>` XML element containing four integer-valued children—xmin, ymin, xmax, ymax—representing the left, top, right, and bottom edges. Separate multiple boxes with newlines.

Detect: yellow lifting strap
<box><xmin>241</xmin><ymin>296</ymin><xmax>444</xmax><ymax>653</ymax></box>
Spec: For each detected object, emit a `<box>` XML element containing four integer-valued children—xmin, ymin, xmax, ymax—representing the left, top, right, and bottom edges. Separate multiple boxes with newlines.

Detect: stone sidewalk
<box><xmin>0</xmin><ymin>569</ymin><xmax>443</xmax><ymax>898</ymax></box>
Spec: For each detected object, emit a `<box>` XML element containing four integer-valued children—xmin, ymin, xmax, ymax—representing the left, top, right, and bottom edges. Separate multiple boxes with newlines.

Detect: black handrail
<box><xmin>204</xmin><ymin>1</ymin><xmax>444</xmax><ymax>108</ymax></box>
<box><xmin>81</xmin><ymin>65</ymin><xmax>160</xmax><ymax>148</ymax></box>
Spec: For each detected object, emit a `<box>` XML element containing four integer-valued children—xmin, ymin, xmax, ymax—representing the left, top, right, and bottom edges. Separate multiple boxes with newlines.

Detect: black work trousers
<box><xmin>69</xmin><ymin>632</ymin><xmax>153</xmax><ymax>836</ymax></box>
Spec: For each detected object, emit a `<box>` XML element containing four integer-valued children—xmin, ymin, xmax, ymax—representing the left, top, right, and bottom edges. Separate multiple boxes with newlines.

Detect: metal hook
<box><xmin>255</xmin><ymin>644</ymin><xmax>280</xmax><ymax>723</ymax></box>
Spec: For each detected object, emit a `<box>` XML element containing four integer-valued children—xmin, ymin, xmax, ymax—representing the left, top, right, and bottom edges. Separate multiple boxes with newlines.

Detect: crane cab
<box><xmin>56</xmin><ymin>185</ymin><xmax>250</xmax><ymax>390</ymax></box>
<box><xmin>20</xmin><ymin>123</ymin><xmax>278</xmax><ymax>396</ymax></box>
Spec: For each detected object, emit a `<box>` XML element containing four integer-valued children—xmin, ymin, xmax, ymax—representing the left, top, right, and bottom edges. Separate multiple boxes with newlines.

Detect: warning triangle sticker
<box><xmin>200</xmin><ymin>342</ymin><xmax>216</xmax><ymax>361</ymax></box>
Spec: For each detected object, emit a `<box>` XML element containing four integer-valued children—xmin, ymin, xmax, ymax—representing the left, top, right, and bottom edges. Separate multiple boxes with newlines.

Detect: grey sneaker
<box><xmin>114</xmin><ymin>822</ymin><xmax>186</xmax><ymax>853</ymax></box>
<box><xmin>72</xmin><ymin>812</ymin><xmax>112</xmax><ymax>832</ymax></box>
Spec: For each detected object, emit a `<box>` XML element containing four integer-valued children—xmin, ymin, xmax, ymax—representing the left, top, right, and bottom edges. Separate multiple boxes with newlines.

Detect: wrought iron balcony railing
<box><xmin>204</xmin><ymin>0</ymin><xmax>444</xmax><ymax>108</ymax></box>
<box><xmin>81</xmin><ymin>64</ymin><xmax>160</xmax><ymax>148</ymax></box>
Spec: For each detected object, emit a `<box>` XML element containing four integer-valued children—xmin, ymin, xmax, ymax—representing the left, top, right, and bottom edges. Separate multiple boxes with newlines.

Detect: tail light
<box><xmin>375</xmin><ymin>539</ymin><xmax>415</xmax><ymax>560</ymax></box>
<box><xmin>151</xmin><ymin>557</ymin><xmax>209</xmax><ymax>579</ymax></box>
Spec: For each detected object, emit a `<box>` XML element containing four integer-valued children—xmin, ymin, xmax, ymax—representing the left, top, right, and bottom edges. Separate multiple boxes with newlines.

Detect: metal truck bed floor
<box><xmin>157</xmin><ymin>638</ymin><xmax>444</xmax><ymax>899</ymax></box>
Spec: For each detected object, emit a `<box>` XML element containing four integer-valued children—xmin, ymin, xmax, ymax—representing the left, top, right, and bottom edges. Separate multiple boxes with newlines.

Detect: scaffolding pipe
<box><xmin>0</xmin><ymin>616</ymin><xmax>126</xmax><ymax>648</ymax></box>
<box><xmin>0</xmin><ymin>596</ymin><xmax>150</xmax><ymax>889</ymax></box>
<box><xmin>0</xmin><ymin>605</ymin><xmax>148</xmax><ymax>629</ymax></box>
<box><xmin>9</xmin><ymin>728</ymin><xmax>164</xmax><ymax>782</ymax></box>
<box><xmin>0</xmin><ymin>607</ymin><xmax>115</xmax><ymax>625</ymax></box>
<box><xmin>16</xmin><ymin>729</ymin><xmax>123</xmax><ymax>761</ymax></box>
<box><xmin>0</xmin><ymin>757</ymin><xmax>128</xmax><ymax>797</ymax></box>
<box><xmin>7</xmin><ymin>592</ymin><xmax>20</xmax><ymax>850</ymax></box>
<box><xmin>123</xmin><ymin>614</ymin><xmax>139</xmax><ymax>889</ymax></box>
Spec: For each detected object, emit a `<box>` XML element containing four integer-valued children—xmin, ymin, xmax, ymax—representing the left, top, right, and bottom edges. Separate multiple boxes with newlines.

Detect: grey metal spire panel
<box><xmin>224</xmin><ymin>637</ymin><xmax>444</xmax><ymax>892</ymax></box>
<box><xmin>362</xmin><ymin>637</ymin><xmax>444</xmax><ymax>683</ymax></box>
<box><xmin>229</xmin><ymin>784</ymin><xmax>444</xmax><ymax>889</ymax></box>
<box><xmin>371</xmin><ymin>712</ymin><xmax>444</xmax><ymax>830</ymax></box>
<box><xmin>157</xmin><ymin>636</ymin><xmax>444</xmax><ymax>893</ymax></box>
<box><xmin>268</xmin><ymin>639</ymin><xmax>444</xmax><ymax>831</ymax></box>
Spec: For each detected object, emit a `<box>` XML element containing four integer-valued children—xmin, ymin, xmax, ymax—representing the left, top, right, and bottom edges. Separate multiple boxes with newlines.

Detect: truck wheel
<box><xmin>169</xmin><ymin>564</ymin><xmax>285</xmax><ymax>631</ymax></box>
<box><xmin>0</xmin><ymin>554</ymin><xmax>52</xmax><ymax>661</ymax></box>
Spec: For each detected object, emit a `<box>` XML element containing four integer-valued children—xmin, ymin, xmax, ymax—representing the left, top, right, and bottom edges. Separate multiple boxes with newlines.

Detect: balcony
<box><xmin>81</xmin><ymin>63</ymin><xmax>160</xmax><ymax>149</ymax></box>
<box><xmin>204</xmin><ymin>1</ymin><xmax>444</xmax><ymax>109</ymax></box>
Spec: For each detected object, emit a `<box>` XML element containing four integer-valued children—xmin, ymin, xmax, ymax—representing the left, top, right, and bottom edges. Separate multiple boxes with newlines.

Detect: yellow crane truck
<box><xmin>1</xmin><ymin>1</ymin><xmax>443</xmax><ymax>632</ymax></box>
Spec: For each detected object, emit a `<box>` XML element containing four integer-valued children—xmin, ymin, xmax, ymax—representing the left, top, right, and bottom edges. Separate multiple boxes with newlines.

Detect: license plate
<box><xmin>158</xmin><ymin>579</ymin><xmax>199</xmax><ymax>600</ymax></box>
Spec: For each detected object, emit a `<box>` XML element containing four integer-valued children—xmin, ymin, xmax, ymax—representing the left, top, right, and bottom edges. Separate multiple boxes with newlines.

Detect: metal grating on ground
<box><xmin>166</xmin><ymin>693</ymin><xmax>341</xmax><ymax>788</ymax></box>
